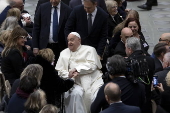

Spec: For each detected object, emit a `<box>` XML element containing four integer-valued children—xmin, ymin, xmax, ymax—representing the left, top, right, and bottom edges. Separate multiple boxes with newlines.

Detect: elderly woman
<box><xmin>1</xmin><ymin>27</ymin><xmax>28</xmax><ymax>85</ymax></box>
<box><xmin>106</xmin><ymin>0</ymin><xmax>123</xmax><ymax>39</ymax></box>
<box><xmin>33</xmin><ymin>48</ymin><xmax>74</xmax><ymax>105</ymax></box>
<box><xmin>10</xmin><ymin>64</ymin><xmax>43</xmax><ymax>96</ymax></box>
<box><xmin>23</xmin><ymin>89</ymin><xmax>47</xmax><ymax>113</ymax></box>
<box><xmin>0</xmin><ymin>16</ymin><xmax>19</xmax><ymax>34</ymax></box>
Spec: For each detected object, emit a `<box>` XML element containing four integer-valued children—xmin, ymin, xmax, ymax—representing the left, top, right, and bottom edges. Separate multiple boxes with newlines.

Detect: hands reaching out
<box><xmin>69</xmin><ymin>68</ymin><xmax>79</xmax><ymax>78</ymax></box>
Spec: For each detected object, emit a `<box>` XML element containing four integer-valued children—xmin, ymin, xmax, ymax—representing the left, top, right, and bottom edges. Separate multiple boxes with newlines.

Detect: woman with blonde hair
<box><xmin>39</xmin><ymin>104</ymin><xmax>58</xmax><ymax>113</ymax></box>
<box><xmin>7</xmin><ymin>8</ymin><xmax>21</xmax><ymax>21</ymax></box>
<box><xmin>33</xmin><ymin>48</ymin><xmax>74</xmax><ymax>105</ymax></box>
<box><xmin>23</xmin><ymin>89</ymin><xmax>47</xmax><ymax>113</ymax></box>
<box><xmin>1</xmin><ymin>27</ymin><xmax>28</xmax><ymax>85</ymax></box>
<box><xmin>10</xmin><ymin>64</ymin><xmax>43</xmax><ymax>96</ymax></box>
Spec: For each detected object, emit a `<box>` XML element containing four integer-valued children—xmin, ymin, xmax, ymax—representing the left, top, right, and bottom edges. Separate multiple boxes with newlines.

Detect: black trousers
<box><xmin>47</xmin><ymin>43</ymin><xmax>61</xmax><ymax>67</ymax></box>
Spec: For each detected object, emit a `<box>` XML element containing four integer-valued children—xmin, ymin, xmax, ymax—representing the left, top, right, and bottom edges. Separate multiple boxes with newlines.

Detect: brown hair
<box><xmin>38</xmin><ymin>48</ymin><xmax>55</xmax><ymax>63</ymax></box>
<box><xmin>2</xmin><ymin>27</ymin><xmax>27</xmax><ymax>57</ymax></box>
<box><xmin>7</xmin><ymin>8</ymin><xmax>21</xmax><ymax>20</ymax></box>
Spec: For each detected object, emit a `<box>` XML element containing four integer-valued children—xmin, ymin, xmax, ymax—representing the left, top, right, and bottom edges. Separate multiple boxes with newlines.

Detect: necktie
<box><xmin>53</xmin><ymin>6</ymin><xmax>58</xmax><ymax>42</ymax></box>
<box><xmin>88</xmin><ymin>13</ymin><xmax>92</xmax><ymax>34</ymax></box>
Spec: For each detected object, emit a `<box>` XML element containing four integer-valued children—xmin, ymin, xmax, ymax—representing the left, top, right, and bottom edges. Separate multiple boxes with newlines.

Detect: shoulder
<box><xmin>60</xmin><ymin>48</ymin><xmax>70</xmax><ymax>55</ymax></box>
<box><xmin>40</xmin><ymin>2</ymin><xmax>51</xmax><ymax>8</ymax></box>
<box><xmin>73</xmin><ymin>5</ymin><xmax>84</xmax><ymax>12</ymax></box>
<box><xmin>124</xmin><ymin>105</ymin><xmax>141</xmax><ymax>112</ymax></box>
<box><xmin>61</xmin><ymin>2</ymin><xmax>72</xmax><ymax>10</ymax></box>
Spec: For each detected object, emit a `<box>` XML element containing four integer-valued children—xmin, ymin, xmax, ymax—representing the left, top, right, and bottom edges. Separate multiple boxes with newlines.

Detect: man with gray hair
<box><xmin>125</xmin><ymin>37</ymin><xmax>155</xmax><ymax>113</ymax></box>
<box><xmin>55</xmin><ymin>32</ymin><xmax>104</xmax><ymax>113</ymax></box>
<box><xmin>155</xmin><ymin>52</ymin><xmax>170</xmax><ymax>113</ymax></box>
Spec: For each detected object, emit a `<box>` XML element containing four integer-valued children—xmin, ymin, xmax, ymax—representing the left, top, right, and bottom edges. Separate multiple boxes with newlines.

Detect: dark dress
<box><xmin>33</xmin><ymin>55</ymin><xmax>74</xmax><ymax>105</ymax></box>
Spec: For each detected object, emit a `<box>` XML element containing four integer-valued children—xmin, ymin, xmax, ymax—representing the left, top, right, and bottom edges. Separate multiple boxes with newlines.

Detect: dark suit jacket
<box><xmin>114</xmin><ymin>41</ymin><xmax>126</xmax><ymax>57</ymax></box>
<box><xmin>69</xmin><ymin>0</ymin><xmax>107</xmax><ymax>12</ymax></box>
<box><xmin>65</xmin><ymin>5</ymin><xmax>108</xmax><ymax>56</ymax></box>
<box><xmin>91</xmin><ymin>77</ymin><xmax>145</xmax><ymax>113</ymax></box>
<box><xmin>33</xmin><ymin>2</ymin><xmax>72</xmax><ymax>50</ymax></box>
<box><xmin>155</xmin><ymin>67</ymin><xmax>170</xmax><ymax>113</ymax></box>
<box><xmin>154</xmin><ymin>57</ymin><xmax>163</xmax><ymax>73</ymax></box>
<box><xmin>100</xmin><ymin>103</ymin><xmax>141</xmax><ymax>113</ymax></box>
<box><xmin>35</xmin><ymin>0</ymin><xmax>70</xmax><ymax>14</ymax></box>
<box><xmin>0</xmin><ymin>5</ymin><xmax>11</xmax><ymax>25</ymax></box>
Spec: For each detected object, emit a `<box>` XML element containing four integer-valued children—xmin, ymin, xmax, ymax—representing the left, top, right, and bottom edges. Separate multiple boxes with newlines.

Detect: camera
<box><xmin>153</xmin><ymin>75</ymin><xmax>158</xmax><ymax>87</ymax></box>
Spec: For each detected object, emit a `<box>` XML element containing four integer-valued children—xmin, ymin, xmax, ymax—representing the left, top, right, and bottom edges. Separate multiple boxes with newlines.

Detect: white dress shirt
<box><xmin>49</xmin><ymin>2</ymin><xmax>61</xmax><ymax>43</ymax></box>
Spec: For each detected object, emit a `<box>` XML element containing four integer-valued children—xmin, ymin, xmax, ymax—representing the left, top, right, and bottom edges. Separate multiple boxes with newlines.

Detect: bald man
<box><xmin>159</xmin><ymin>33</ymin><xmax>170</xmax><ymax>46</ymax></box>
<box><xmin>114</xmin><ymin>27</ymin><xmax>133</xmax><ymax>57</ymax></box>
<box><xmin>100</xmin><ymin>82</ymin><xmax>141</xmax><ymax>113</ymax></box>
<box><xmin>55</xmin><ymin>32</ymin><xmax>104</xmax><ymax>113</ymax></box>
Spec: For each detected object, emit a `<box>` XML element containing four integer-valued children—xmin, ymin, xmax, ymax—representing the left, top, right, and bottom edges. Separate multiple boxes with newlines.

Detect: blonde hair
<box><xmin>38</xmin><ymin>48</ymin><xmax>55</xmax><ymax>63</ymax></box>
<box><xmin>113</xmin><ymin>10</ymin><xmax>139</xmax><ymax>35</ymax></box>
<box><xmin>39</xmin><ymin>104</ymin><xmax>58</xmax><ymax>113</ymax></box>
<box><xmin>0</xmin><ymin>30</ymin><xmax>12</xmax><ymax>45</ymax></box>
<box><xmin>2</xmin><ymin>27</ymin><xmax>27</xmax><ymax>57</ymax></box>
<box><xmin>20</xmin><ymin>64</ymin><xmax>43</xmax><ymax>85</ymax></box>
<box><xmin>166</xmin><ymin>71</ymin><xmax>170</xmax><ymax>87</ymax></box>
<box><xmin>24</xmin><ymin>89</ymin><xmax>47</xmax><ymax>112</ymax></box>
<box><xmin>105</xmin><ymin>0</ymin><xmax>118</xmax><ymax>14</ymax></box>
<box><xmin>7</xmin><ymin>8</ymin><xmax>21</xmax><ymax>20</ymax></box>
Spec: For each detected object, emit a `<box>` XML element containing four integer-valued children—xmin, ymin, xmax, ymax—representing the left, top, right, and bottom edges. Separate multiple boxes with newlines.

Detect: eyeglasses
<box><xmin>111</xmin><ymin>6</ymin><xmax>118</xmax><ymax>9</ymax></box>
<box><xmin>20</xmin><ymin>36</ymin><xmax>27</xmax><ymax>39</ymax></box>
<box><xmin>159</xmin><ymin>38</ymin><xmax>170</xmax><ymax>42</ymax></box>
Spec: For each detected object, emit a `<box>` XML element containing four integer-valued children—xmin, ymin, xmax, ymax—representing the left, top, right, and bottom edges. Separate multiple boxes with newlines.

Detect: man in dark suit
<box><xmin>100</xmin><ymin>82</ymin><xmax>141</xmax><ymax>113</ymax></box>
<box><xmin>91</xmin><ymin>55</ymin><xmax>145</xmax><ymax>113</ymax></box>
<box><xmin>65</xmin><ymin>0</ymin><xmax>108</xmax><ymax>59</ymax></box>
<box><xmin>114</xmin><ymin>27</ymin><xmax>133</xmax><ymax>57</ymax></box>
<box><xmin>35</xmin><ymin>0</ymin><xmax>70</xmax><ymax>14</ymax></box>
<box><xmin>153</xmin><ymin>43</ymin><xmax>169</xmax><ymax>73</ymax></box>
<box><xmin>32</xmin><ymin>0</ymin><xmax>72</xmax><ymax>65</ymax></box>
<box><xmin>155</xmin><ymin>52</ymin><xmax>170</xmax><ymax>113</ymax></box>
<box><xmin>69</xmin><ymin>0</ymin><xmax>107</xmax><ymax>12</ymax></box>
<box><xmin>137</xmin><ymin>0</ymin><xmax>157</xmax><ymax>10</ymax></box>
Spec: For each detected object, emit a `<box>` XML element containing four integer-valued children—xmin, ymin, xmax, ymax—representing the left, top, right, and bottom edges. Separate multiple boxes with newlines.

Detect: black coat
<box><xmin>155</xmin><ymin>67</ymin><xmax>170</xmax><ymax>113</ymax></box>
<box><xmin>129</xmin><ymin>50</ymin><xmax>155</xmax><ymax>113</ymax></box>
<box><xmin>114</xmin><ymin>41</ymin><xmax>126</xmax><ymax>57</ymax></box>
<box><xmin>33</xmin><ymin>55</ymin><xmax>74</xmax><ymax>105</ymax></box>
<box><xmin>65</xmin><ymin>5</ymin><xmax>108</xmax><ymax>56</ymax></box>
<box><xmin>91</xmin><ymin>77</ymin><xmax>145</xmax><ymax>113</ymax></box>
<box><xmin>154</xmin><ymin>57</ymin><xmax>163</xmax><ymax>73</ymax></box>
<box><xmin>108</xmin><ymin>14</ymin><xmax>123</xmax><ymax>39</ymax></box>
<box><xmin>1</xmin><ymin>49</ymin><xmax>24</xmax><ymax>84</ymax></box>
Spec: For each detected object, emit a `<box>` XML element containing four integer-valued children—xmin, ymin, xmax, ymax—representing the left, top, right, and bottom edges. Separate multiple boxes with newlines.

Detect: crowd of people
<box><xmin>0</xmin><ymin>0</ymin><xmax>170</xmax><ymax>113</ymax></box>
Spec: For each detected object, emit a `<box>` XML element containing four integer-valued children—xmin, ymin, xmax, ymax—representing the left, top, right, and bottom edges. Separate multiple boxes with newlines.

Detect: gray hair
<box><xmin>0</xmin><ymin>16</ymin><xmax>19</xmax><ymax>31</ymax></box>
<box><xmin>126</xmin><ymin>37</ymin><xmax>141</xmax><ymax>52</ymax></box>
<box><xmin>20</xmin><ymin>64</ymin><xmax>43</xmax><ymax>85</ymax></box>
<box><xmin>164</xmin><ymin>52</ymin><xmax>170</xmax><ymax>64</ymax></box>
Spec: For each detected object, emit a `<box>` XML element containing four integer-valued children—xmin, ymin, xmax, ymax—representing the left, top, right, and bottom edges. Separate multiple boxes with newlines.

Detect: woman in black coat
<box><xmin>1</xmin><ymin>27</ymin><xmax>28</xmax><ymax>85</ymax></box>
<box><xmin>33</xmin><ymin>48</ymin><xmax>74</xmax><ymax>105</ymax></box>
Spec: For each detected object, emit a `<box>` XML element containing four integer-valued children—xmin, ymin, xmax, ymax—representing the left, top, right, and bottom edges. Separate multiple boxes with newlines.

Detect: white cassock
<box><xmin>55</xmin><ymin>45</ymin><xmax>104</xmax><ymax>113</ymax></box>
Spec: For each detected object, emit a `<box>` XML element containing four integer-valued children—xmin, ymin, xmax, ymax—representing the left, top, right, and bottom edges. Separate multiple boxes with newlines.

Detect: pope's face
<box><xmin>67</xmin><ymin>34</ymin><xmax>81</xmax><ymax>52</ymax></box>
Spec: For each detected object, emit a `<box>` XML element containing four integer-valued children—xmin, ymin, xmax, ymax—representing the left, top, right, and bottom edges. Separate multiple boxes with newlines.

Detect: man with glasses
<box><xmin>114</xmin><ymin>27</ymin><xmax>133</xmax><ymax>57</ymax></box>
<box><xmin>159</xmin><ymin>33</ymin><xmax>170</xmax><ymax>46</ymax></box>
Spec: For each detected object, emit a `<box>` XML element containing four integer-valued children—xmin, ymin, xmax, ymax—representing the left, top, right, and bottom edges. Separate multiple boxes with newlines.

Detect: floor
<box><xmin>24</xmin><ymin>0</ymin><xmax>170</xmax><ymax>54</ymax></box>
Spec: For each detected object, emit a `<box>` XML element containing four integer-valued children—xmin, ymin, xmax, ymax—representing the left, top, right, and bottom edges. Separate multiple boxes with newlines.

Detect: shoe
<box><xmin>137</xmin><ymin>4</ymin><xmax>152</xmax><ymax>10</ymax></box>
